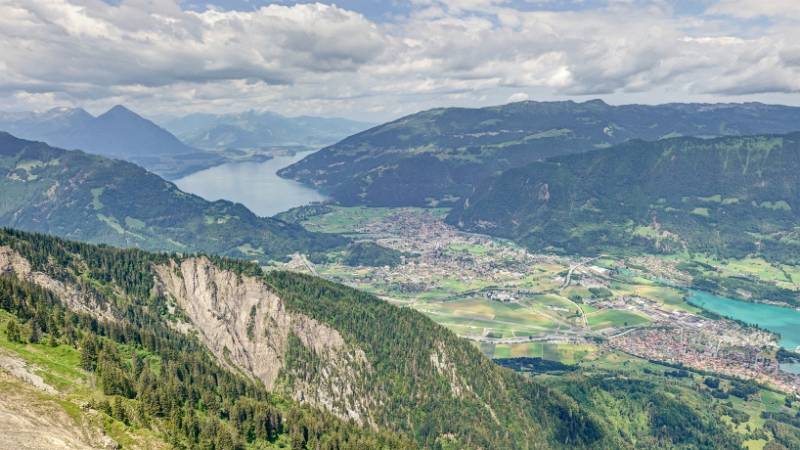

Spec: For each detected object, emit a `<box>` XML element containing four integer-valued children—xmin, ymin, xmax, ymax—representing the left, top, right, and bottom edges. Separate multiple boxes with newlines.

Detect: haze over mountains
<box><xmin>280</xmin><ymin>100</ymin><xmax>800</xmax><ymax>207</ymax></box>
<box><xmin>0</xmin><ymin>132</ymin><xmax>344</xmax><ymax>261</ymax></box>
<box><xmin>162</xmin><ymin>110</ymin><xmax>373</xmax><ymax>151</ymax></box>
<box><xmin>0</xmin><ymin>106</ymin><xmax>373</xmax><ymax>179</ymax></box>
<box><xmin>0</xmin><ymin>105</ymin><xmax>220</xmax><ymax>179</ymax></box>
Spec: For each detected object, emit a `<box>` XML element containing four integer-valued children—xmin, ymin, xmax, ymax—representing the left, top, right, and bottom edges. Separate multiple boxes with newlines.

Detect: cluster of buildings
<box><xmin>306</xmin><ymin>208</ymin><xmax>800</xmax><ymax>394</ymax></box>
<box><xmin>610</xmin><ymin>325</ymin><xmax>799</xmax><ymax>393</ymax></box>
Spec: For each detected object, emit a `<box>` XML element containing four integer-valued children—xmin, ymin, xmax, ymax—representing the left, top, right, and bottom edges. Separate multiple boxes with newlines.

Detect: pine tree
<box><xmin>99</xmin><ymin>399</ymin><xmax>113</xmax><ymax>416</ymax></box>
<box><xmin>64</xmin><ymin>323</ymin><xmax>78</xmax><ymax>347</ymax></box>
<box><xmin>5</xmin><ymin>318</ymin><xmax>21</xmax><ymax>343</ymax></box>
<box><xmin>28</xmin><ymin>323</ymin><xmax>40</xmax><ymax>344</ymax></box>
<box><xmin>136</xmin><ymin>400</ymin><xmax>149</xmax><ymax>429</ymax></box>
<box><xmin>80</xmin><ymin>337</ymin><xmax>98</xmax><ymax>371</ymax></box>
<box><xmin>113</xmin><ymin>396</ymin><xmax>128</xmax><ymax>424</ymax></box>
<box><xmin>132</xmin><ymin>351</ymin><xmax>144</xmax><ymax>378</ymax></box>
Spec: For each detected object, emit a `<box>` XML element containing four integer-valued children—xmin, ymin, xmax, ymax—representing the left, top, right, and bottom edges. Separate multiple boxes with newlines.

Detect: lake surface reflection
<box><xmin>175</xmin><ymin>151</ymin><xmax>327</xmax><ymax>217</ymax></box>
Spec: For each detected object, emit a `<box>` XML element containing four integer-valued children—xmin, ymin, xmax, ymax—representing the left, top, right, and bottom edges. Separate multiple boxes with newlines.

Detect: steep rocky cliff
<box><xmin>153</xmin><ymin>257</ymin><xmax>376</xmax><ymax>425</ymax></box>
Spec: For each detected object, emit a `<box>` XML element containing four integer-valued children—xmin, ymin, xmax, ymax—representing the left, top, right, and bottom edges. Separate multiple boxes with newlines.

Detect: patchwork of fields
<box><xmin>285</xmin><ymin>206</ymin><xmax>796</xmax><ymax>370</ymax></box>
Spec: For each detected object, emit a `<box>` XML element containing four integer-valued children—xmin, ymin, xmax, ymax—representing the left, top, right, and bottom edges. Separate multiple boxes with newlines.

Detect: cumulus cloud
<box><xmin>507</xmin><ymin>92</ymin><xmax>530</xmax><ymax>102</ymax></box>
<box><xmin>0</xmin><ymin>1</ymin><xmax>384</xmax><ymax>90</ymax></box>
<box><xmin>0</xmin><ymin>0</ymin><xmax>798</xmax><ymax>120</ymax></box>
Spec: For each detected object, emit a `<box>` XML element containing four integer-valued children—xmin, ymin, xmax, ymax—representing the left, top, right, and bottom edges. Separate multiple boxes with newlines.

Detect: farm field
<box><xmin>586</xmin><ymin>310</ymin><xmax>651</xmax><ymax>330</ymax></box>
<box><xmin>288</xmin><ymin>206</ymin><xmax>800</xmax><ymax>381</ymax></box>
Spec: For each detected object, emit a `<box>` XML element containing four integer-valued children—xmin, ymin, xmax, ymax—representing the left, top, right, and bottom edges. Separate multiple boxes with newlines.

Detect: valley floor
<box><xmin>282</xmin><ymin>206</ymin><xmax>800</xmax><ymax>394</ymax></box>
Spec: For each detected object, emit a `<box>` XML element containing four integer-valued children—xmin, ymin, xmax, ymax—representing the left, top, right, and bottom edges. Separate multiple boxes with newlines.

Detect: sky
<box><xmin>1</xmin><ymin>0</ymin><xmax>799</xmax><ymax>121</ymax></box>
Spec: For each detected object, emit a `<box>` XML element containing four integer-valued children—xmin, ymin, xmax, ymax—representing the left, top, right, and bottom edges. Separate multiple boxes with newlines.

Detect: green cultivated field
<box><xmin>587</xmin><ymin>310</ymin><xmax>651</xmax><ymax>330</ymax></box>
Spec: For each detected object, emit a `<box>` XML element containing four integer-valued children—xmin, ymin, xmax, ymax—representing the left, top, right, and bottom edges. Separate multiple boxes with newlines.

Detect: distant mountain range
<box><xmin>0</xmin><ymin>132</ymin><xmax>345</xmax><ymax>261</ymax></box>
<box><xmin>0</xmin><ymin>105</ymin><xmax>222</xmax><ymax>179</ymax></box>
<box><xmin>447</xmin><ymin>133</ymin><xmax>800</xmax><ymax>263</ymax></box>
<box><xmin>161</xmin><ymin>110</ymin><xmax>373</xmax><ymax>151</ymax></box>
<box><xmin>279</xmin><ymin>100</ymin><xmax>800</xmax><ymax>207</ymax></box>
<box><xmin>0</xmin><ymin>106</ymin><xmax>373</xmax><ymax>179</ymax></box>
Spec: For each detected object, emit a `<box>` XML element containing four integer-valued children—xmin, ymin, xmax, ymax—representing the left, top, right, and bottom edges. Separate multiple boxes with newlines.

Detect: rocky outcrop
<box><xmin>153</xmin><ymin>257</ymin><xmax>375</xmax><ymax>424</ymax></box>
<box><xmin>0</xmin><ymin>246</ymin><xmax>115</xmax><ymax>321</ymax></box>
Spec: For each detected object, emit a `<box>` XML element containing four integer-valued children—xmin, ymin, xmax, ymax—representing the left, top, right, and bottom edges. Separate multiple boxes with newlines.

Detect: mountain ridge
<box><xmin>0</xmin><ymin>132</ymin><xmax>345</xmax><ymax>262</ymax></box>
<box><xmin>0</xmin><ymin>228</ymin><xmax>606</xmax><ymax>449</ymax></box>
<box><xmin>162</xmin><ymin>110</ymin><xmax>373</xmax><ymax>151</ymax></box>
<box><xmin>446</xmin><ymin>132</ymin><xmax>800</xmax><ymax>264</ymax></box>
<box><xmin>0</xmin><ymin>105</ymin><xmax>222</xmax><ymax>179</ymax></box>
<box><xmin>279</xmin><ymin>99</ymin><xmax>800</xmax><ymax>207</ymax></box>
<box><xmin>0</xmin><ymin>228</ymin><xmax>748</xmax><ymax>449</ymax></box>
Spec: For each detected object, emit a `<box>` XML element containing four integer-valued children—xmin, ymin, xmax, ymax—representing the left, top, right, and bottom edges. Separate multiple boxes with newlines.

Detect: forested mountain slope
<box><xmin>0</xmin><ymin>229</ymin><xmax>412</xmax><ymax>449</ymax></box>
<box><xmin>0</xmin><ymin>132</ymin><xmax>344</xmax><ymax>262</ymax></box>
<box><xmin>279</xmin><ymin>100</ymin><xmax>800</xmax><ymax>207</ymax></box>
<box><xmin>447</xmin><ymin>133</ymin><xmax>800</xmax><ymax>263</ymax></box>
<box><xmin>0</xmin><ymin>229</ymin><xmax>743</xmax><ymax>449</ymax></box>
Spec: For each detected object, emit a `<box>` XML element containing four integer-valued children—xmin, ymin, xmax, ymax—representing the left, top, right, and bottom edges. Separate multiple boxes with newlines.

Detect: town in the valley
<box><xmin>285</xmin><ymin>205</ymin><xmax>800</xmax><ymax>395</ymax></box>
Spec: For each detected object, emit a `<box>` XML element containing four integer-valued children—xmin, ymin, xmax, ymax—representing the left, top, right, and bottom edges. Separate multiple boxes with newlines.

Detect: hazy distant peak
<box><xmin>99</xmin><ymin>104</ymin><xmax>140</xmax><ymax>119</ymax></box>
<box><xmin>162</xmin><ymin>109</ymin><xmax>373</xmax><ymax>150</ymax></box>
<box><xmin>44</xmin><ymin>106</ymin><xmax>90</xmax><ymax>116</ymax></box>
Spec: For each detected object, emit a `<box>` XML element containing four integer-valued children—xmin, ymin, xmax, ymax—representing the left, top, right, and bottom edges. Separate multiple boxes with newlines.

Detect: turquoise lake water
<box><xmin>687</xmin><ymin>290</ymin><xmax>800</xmax><ymax>351</ymax></box>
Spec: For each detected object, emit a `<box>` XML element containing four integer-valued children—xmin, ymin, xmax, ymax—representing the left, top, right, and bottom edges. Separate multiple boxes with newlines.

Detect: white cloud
<box><xmin>0</xmin><ymin>1</ymin><xmax>384</xmax><ymax>88</ymax></box>
<box><xmin>709</xmin><ymin>0</ymin><xmax>800</xmax><ymax>19</ymax></box>
<box><xmin>0</xmin><ymin>0</ymin><xmax>799</xmax><ymax>121</ymax></box>
<box><xmin>507</xmin><ymin>92</ymin><xmax>529</xmax><ymax>102</ymax></box>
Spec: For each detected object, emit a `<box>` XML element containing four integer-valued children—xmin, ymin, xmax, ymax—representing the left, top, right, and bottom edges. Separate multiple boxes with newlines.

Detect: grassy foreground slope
<box><xmin>0</xmin><ymin>132</ymin><xmax>345</xmax><ymax>262</ymax></box>
<box><xmin>279</xmin><ymin>100</ymin><xmax>800</xmax><ymax>207</ymax></box>
<box><xmin>448</xmin><ymin>133</ymin><xmax>800</xmax><ymax>264</ymax></box>
<box><xmin>0</xmin><ymin>228</ymin><xmax>746</xmax><ymax>449</ymax></box>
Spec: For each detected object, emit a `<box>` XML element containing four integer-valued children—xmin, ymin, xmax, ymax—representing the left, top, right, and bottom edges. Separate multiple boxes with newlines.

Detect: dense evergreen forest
<box><xmin>0</xmin><ymin>228</ymin><xmax>411</xmax><ymax>449</ymax></box>
<box><xmin>0</xmin><ymin>228</ymin><xmax>776</xmax><ymax>449</ymax></box>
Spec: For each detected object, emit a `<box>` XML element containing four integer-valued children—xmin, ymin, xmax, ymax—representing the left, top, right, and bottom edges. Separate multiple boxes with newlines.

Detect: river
<box><xmin>174</xmin><ymin>151</ymin><xmax>327</xmax><ymax>217</ymax></box>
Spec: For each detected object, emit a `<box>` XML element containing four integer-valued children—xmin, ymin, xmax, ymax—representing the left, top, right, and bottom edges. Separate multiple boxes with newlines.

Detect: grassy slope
<box><xmin>0</xmin><ymin>311</ymin><xmax>169</xmax><ymax>449</ymax></box>
<box><xmin>449</xmin><ymin>133</ymin><xmax>800</xmax><ymax>265</ymax></box>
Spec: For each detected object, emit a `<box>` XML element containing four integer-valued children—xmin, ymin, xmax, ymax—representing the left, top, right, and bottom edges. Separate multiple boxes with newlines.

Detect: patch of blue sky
<box><xmin>177</xmin><ymin>0</ymin><xmax>412</xmax><ymax>21</ymax></box>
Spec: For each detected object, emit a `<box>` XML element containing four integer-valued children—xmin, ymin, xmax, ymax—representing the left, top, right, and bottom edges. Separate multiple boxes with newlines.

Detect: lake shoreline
<box><xmin>686</xmin><ymin>290</ymin><xmax>800</xmax><ymax>352</ymax></box>
<box><xmin>174</xmin><ymin>150</ymin><xmax>328</xmax><ymax>217</ymax></box>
